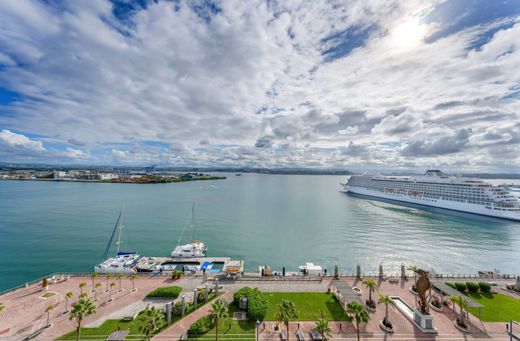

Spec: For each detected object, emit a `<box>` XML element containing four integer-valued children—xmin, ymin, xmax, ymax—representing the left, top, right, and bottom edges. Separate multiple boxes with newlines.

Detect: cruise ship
<box><xmin>342</xmin><ymin>170</ymin><xmax>520</xmax><ymax>221</ymax></box>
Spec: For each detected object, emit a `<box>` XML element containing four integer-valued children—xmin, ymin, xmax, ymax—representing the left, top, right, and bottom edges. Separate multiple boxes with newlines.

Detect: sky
<box><xmin>0</xmin><ymin>0</ymin><xmax>520</xmax><ymax>172</ymax></box>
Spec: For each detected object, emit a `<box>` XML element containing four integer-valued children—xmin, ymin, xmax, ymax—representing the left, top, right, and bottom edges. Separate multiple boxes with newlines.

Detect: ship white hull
<box><xmin>345</xmin><ymin>185</ymin><xmax>520</xmax><ymax>221</ymax></box>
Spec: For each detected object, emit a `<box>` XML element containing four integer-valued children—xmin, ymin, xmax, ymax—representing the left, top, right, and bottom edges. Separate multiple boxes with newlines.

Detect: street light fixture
<box><xmin>256</xmin><ymin>319</ymin><xmax>260</xmax><ymax>341</ymax></box>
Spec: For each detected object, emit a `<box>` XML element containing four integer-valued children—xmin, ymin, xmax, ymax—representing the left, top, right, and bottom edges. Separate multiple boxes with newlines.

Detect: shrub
<box><xmin>445</xmin><ymin>282</ymin><xmax>455</xmax><ymax>289</ymax></box>
<box><xmin>172</xmin><ymin>271</ymin><xmax>182</xmax><ymax>280</ymax></box>
<box><xmin>466</xmin><ymin>282</ymin><xmax>479</xmax><ymax>292</ymax></box>
<box><xmin>233</xmin><ymin>287</ymin><xmax>267</xmax><ymax>321</ymax></box>
<box><xmin>147</xmin><ymin>286</ymin><xmax>182</xmax><ymax>298</ymax></box>
<box><xmin>454</xmin><ymin>282</ymin><xmax>467</xmax><ymax>293</ymax></box>
<box><xmin>188</xmin><ymin>316</ymin><xmax>212</xmax><ymax>334</ymax></box>
<box><xmin>233</xmin><ymin>287</ymin><xmax>253</xmax><ymax>306</ymax></box>
<box><xmin>478</xmin><ymin>282</ymin><xmax>491</xmax><ymax>293</ymax></box>
<box><xmin>197</xmin><ymin>288</ymin><xmax>208</xmax><ymax>303</ymax></box>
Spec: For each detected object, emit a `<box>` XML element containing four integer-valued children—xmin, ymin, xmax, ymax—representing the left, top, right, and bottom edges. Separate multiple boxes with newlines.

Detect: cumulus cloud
<box><xmin>0</xmin><ymin>1</ymin><xmax>519</xmax><ymax>170</ymax></box>
<box><xmin>0</xmin><ymin>129</ymin><xmax>45</xmax><ymax>156</ymax></box>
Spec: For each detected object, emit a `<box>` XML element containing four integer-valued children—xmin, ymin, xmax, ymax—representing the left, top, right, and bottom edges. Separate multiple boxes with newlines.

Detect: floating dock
<box><xmin>136</xmin><ymin>256</ymin><xmax>231</xmax><ymax>272</ymax></box>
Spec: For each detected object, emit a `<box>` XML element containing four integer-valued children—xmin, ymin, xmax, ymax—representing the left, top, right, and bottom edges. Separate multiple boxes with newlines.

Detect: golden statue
<box><xmin>415</xmin><ymin>269</ymin><xmax>431</xmax><ymax>315</ymax></box>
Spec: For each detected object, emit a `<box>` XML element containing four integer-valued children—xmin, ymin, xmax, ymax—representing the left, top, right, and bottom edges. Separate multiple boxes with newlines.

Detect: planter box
<box><xmin>413</xmin><ymin>310</ymin><xmax>435</xmax><ymax>333</ymax></box>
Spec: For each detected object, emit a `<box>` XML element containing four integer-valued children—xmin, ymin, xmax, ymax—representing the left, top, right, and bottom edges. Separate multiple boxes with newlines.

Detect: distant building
<box><xmin>97</xmin><ymin>173</ymin><xmax>119</xmax><ymax>180</ymax></box>
<box><xmin>53</xmin><ymin>171</ymin><xmax>66</xmax><ymax>180</ymax></box>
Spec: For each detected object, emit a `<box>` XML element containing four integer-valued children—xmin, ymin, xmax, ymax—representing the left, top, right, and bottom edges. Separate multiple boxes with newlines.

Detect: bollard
<box><xmin>356</xmin><ymin>264</ymin><xmax>361</xmax><ymax>279</ymax></box>
<box><xmin>166</xmin><ymin>302</ymin><xmax>172</xmax><ymax>324</ymax></box>
<box><xmin>379</xmin><ymin>264</ymin><xmax>383</xmax><ymax>278</ymax></box>
<box><xmin>401</xmin><ymin>264</ymin><xmax>406</xmax><ymax>279</ymax></box>
<box><xmin>181</xmin><ymin>295</ymin><xmax>186</xmax><ymax>317</ymax></box>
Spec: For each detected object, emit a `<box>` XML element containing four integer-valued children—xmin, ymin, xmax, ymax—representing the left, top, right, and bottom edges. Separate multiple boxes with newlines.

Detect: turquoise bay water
<box><xmin>1</xmin><ymin>174</ymin><xmax>519</xmax><ymax>291</ymax></box>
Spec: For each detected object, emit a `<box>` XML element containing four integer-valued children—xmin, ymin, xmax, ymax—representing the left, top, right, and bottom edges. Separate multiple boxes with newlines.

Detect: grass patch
<box><xmin>467</xmin><ymin>292</ymin><xmax>520</xmax><ymax>322</ymax></box>
<box><xmin>40</xmin><ymin>292</ymin><xmax>56</xmax><ymax>298</ymax></box>
<box><xmin>190</xmin><ymin>305</ymin><xmax>256</xmax><ymax>341</ymax></box>
<box><xmin>146</xmin><ymin>285</ymin><xmax>182</xmax><ymax>298</ymax></box>
<box><xmin>264</xmin><ymin>293</ymin><xmax>347</xmax><ymax>321</ymax></box>
<box><xmin>56</xmin><ymin>311</ymin><xmax>160</xmax><ymax>340</ymax></box>
<box><xmin>57</xmin><ymin>293</ymin><xmax>221</xmax><ymax>340</ymax></box>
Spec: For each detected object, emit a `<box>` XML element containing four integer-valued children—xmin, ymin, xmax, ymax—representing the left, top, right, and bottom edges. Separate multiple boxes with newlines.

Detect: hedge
<box><xmin>189</xmin><ymin>316</ymin><xmax>212</xmax><ymax>334</ymax></box>
<box><xmin>466</xmin><ymin>282</ymin><xmax>479</xmax><ymax>292</ymax></box>
<box><xmin>446</xmin><ymin>282</ymin><xmax>456</xmax><ymax>289</ymax></box>
<box><xmin>146</xmin><ymin>286</ymin><xmax>182</xmax><ymax>298</ymax></box>
<box><xmin>454</xmin><ymin>282</ymin><xmax>467</xmax><ymax>293</ymax></box>
<box><xmin>478</xmin><ymin>282</ymin><xmax>491</xmax><ymax>293</ymax></box>
<box><xmin>233</xmin><ymin>287</ymin><xmax>268</xmax><ymax>321</ymax></box>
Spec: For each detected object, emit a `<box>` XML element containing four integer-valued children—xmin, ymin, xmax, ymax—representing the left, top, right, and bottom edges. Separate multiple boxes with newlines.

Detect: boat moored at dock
<box><xmin>94</xmin><ymin>208</ymin><xmax>141</xmax><ymax>274</ymax></box>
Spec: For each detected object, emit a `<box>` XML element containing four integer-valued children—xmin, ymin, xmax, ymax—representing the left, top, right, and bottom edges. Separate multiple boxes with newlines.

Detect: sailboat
<box><xmin>171</xmin><ymin>204</ymin><xmax>207</xmax><ymax>258</ymax></box>
<box><xmin>94</xmin><ymin>207</ymin><xmax>141</xmax><ymax>274</ymax></box>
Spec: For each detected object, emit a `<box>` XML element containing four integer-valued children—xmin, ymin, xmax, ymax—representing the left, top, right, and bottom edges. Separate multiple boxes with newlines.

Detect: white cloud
<box><xmin>0</xmin><ymin>1</ymin><xmax>519</xmax><ymax>171</ymax></box>
<box><xmin>0</xmin><ymin>129</ymin><xmax>45</xmax><ymax>154</ymax></box>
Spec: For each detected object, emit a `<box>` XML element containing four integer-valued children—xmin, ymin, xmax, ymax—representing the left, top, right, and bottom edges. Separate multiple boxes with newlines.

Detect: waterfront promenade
<box><xmin>0</xmin><ymin>274</ymin><xmax>517</xmax><ymax>340</ymax></box>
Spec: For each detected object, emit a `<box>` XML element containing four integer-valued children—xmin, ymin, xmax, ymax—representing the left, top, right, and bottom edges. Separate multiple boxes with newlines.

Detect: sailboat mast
<box><xmin>116</xmin><ymin>206</ymin><xmax>125</xmax><ymax>254</ymax></box>
<box><xmin>190</xmin><ymin>203</ymin><xmax>195</xmax><ymax>242</ymax></box>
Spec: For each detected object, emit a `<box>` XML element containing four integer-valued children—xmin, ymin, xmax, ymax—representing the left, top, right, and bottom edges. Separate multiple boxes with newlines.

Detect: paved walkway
<box><xmin>152</xmin><ymin>291</ymin><xmax>234</xmax><ymax>339</ymax></box>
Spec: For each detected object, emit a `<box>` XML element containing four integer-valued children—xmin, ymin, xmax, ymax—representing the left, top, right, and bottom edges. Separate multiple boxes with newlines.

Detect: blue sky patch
<box><xmin>321</xmin><ymin>25</ymin><xmax>376</xmax><ymax>62</ymax></box>
<box><xmin>425</xmin><ymin>0</ymin><xmax>520</xmax><ymax>43</ymax></box>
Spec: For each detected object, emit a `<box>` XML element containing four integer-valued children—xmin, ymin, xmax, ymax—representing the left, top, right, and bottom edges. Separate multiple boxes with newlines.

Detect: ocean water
<box><xmin>1</xmin><ymin>174</ymin><xmax>519</xmax><ymax>291</ymax></box>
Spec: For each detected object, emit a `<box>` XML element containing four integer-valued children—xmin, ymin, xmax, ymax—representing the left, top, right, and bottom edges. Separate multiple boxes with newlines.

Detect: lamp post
<box><xmin>256</xmin><ymin>319</ymin><xmax>260</xmax><ymax>341</ymax></box>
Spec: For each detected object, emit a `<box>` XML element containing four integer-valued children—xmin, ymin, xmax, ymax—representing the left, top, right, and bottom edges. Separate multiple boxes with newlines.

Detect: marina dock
<box><xmin>135</xmin><ymin>256</ymin><xmax>231</xmax><ymax>272</ymax></box>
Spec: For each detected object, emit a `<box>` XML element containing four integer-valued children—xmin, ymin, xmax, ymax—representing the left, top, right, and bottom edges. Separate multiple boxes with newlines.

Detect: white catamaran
<box><xmin>171</xmin><ymin>204</ymin><xmax>207</xmax><ymax>258</ymax></box>
<box><xmin>94</xmin><ymin>207</ymin><xmax>141</xmax><ymax>274</ymax></box>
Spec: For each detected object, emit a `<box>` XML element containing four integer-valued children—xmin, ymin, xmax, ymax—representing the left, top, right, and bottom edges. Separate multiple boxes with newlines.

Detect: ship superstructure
<box><xmin>342</xmin><ymin>170</ymin><xmax>520</xmax><ymax>221</ymax></box>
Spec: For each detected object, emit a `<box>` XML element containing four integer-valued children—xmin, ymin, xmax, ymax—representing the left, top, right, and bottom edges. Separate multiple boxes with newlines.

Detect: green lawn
<box><xmin>56</xmin><ymin>312</ymin><xmax>157</xmax><ymax>340</ymax></box>
<box><xmin>467</xmin><ymin>292</ymin><xmax>520</xmax><ymax>322</ymax></box>
<box><xmin>264</xmin><ymin>292</ymin><xmax>347</xmax><ymax>321</ymax></box>
<box><xmin>190</xmin><ymin>305</ymin><xmax>256</xmax><ymax>341</ymax></box>
<box><xmin>57</xmin><ymin>293</ymin><xmax>221</xmax><ymax>340</ymax></box>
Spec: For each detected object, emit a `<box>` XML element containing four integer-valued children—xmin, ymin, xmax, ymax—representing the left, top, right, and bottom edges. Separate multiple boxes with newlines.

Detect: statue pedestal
<box><xmin>413</xmin><ymin>310</ymin><xmax>436</xmax><ymax>333</ymax></box>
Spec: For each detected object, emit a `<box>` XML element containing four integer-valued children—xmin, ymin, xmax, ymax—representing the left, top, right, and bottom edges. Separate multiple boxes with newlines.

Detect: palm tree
<box><xmin>450</xmin><ymin>295</ymin><xmax>469</xmax><ymax>328</ymax></box>
<box><xmin>105</xmin><ymin>274</ymin><xmax>112</xmax><ymax>292</ymax></box>
<box><xmin>79</xmin><ymin>282</ymin><xmax>87</xmax><ymax>295</ymax></box>
<box><xmin>377</xmin><ymin>294</ymin><xmax>395</xmax><ymax>328</ymax></box>
<box><xmin>116</xmin><ymin>274</ymin><xmax>124</xmax><ymax>292</ymax></box>
<box><xmin>79</xmin><ymin>292</ymin><xmax>88</xmax><ymax>300</ymax></box>
<box><xmin>138</xmin><ymin>306</ymin><xmax>165</xmax><ymax>341</ymax></box>
<box><xmin>407</xmin><ymin>265</ymin><xmax>418</xmax><ymax>290</ymax></box>
<box><xmin>362</xmin><ymin>278</ymin><xmax>377</xmax><ymax>307</ymax></box>
<box><xmin>90</xmin><ymin>273</ymin><xmax>98</xmax><ymax>292</ymax></box>
<box><xmin>275</xmin><ymin>299</ymin><xmax>298</xmax><ymax>341</ymax></box>
<box><xmin>109</xmin><ymin>282</ymin><xmax>116</xmax><ymax>302</ymax></box>
<box><xmin>94</xmin><ymin>283</ymin><xmax>102</xmax><ymax>301</ymax></box>
<box><xmin>345</xmin><ymin>301</ymin><xmax>369</xmax><ymax>341</ymax></box>
<box><xmin>69</xmin><ymin>299</ymin><xmax>97</xmax><ymax>341</ymax></box>
<box><xmin>208</xmin><ymin>299</ymin><xmax>229</xmax><ymax>341</ymax></box>
<box><xmin>314</xmin><ymin>311</ymin><xmax>331</xmax><ymax>341</ymax></box>
<box><xmin>64</xmin><ymin>292</ymin><xmax>73</xmax><ymax>314</ymax></box>
<box><xmin>0</xmin><ymin>303</ymin><xmax>5</xmax><ymax>313</ymax></box>
<box><xmin>129</xmin><ymin>274</ymin><xmax>137</xmax><ymax>292</ymax></box>
<box><xmin>45</xmin><ymin>304</ymin><xmax>55</xmax><ymax>327</ymax></box>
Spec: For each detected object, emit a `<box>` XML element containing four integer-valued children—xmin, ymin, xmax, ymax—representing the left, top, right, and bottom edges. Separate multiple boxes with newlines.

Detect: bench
<box><xmin>296</xmin><ymin>329</ymin><xmax>305</xmax><ymax>341</ymax></box>
<box><xmin>280</xmin><ymin>329</ymin><xmax>287</xmax><ymax>341</ymax></box>
<box><xmin>180</xmin><ymin>333</ymin><xmax>188</xmax><ymax>341</ymax></box>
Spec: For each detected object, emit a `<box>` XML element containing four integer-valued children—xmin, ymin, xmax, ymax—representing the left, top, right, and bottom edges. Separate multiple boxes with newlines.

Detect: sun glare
<box><xmin>388</xmin><ymin>17</ymin><xmax>428</xmax><ymax>51</ymax></box>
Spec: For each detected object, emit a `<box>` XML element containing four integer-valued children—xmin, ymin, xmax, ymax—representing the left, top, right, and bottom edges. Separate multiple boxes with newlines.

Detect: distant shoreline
<box><xmin>0</xmin><ymin>176</ymin><xmax>226</xmax><ymax>184</ymax></box>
